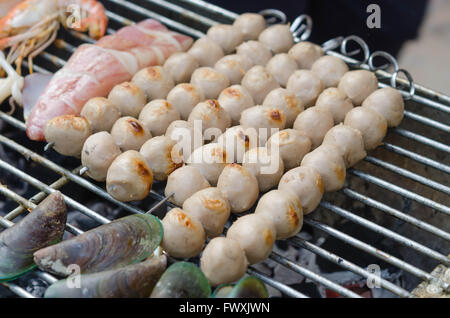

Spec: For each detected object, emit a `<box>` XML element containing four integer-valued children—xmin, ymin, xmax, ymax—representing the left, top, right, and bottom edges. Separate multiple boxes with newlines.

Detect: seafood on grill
<box><xmin>241</xmin><ymin>65</ymin><xmax>279</xmax><ymax>104</ymax></box>
<box><xmin>213</xmin><ymin>276</ymin><xmax>269</xmax><ymax>298</ymax></box>
<box><xmin>286</xmin><ymin>69</ymin><xmax>324</xmax><ymax>107</ymax></box>
<box><xmin>216</xmin><ymin>163</ymin><xmax>259</xmax><ymax>213</ymax></box>
<box><xmin>182</xmin><ymin>187</ymin><xmax>230</xmax><ymax>238</ymax></box>
<box><xmin>81</xmin><ymin>131</ymin><xmax>122</xmax><ymax>182</ymax></box>
<box><xmin>201</xmin><ymin>237</ymin><xmax>248</xmax><ymax>287</ymax></box>
<box><xmin>190</xmin><ymin>67</ymin><xmax>230</xmax><ymax>100</ymax></box>
<box><xmin>293</xmin><ymin>106</ymin><xmax>334</xmax><ymax>149</ymax></box>
<box><xmin>262</xmin><ymin>87</ymin><xmax>304</xmax><ymax>127</ymax></box>
<box><xmin>161</xmin><ymin>208</ymin><xmax>205</xmax><ymax>259</ymax></box>
<box><xmin>266</xmin><ymin>129</ymin><xmax>311</xmax><ymax>171</ymax></box>
<box><xmin>315</xmin><ymin>87</ymin><xmax>354</xmax><ymax>124</ymax></box>
<box><xmin>166</xmin><ymin>83</ymin><xmax>205</xmax><ymax>120</ymax></box>
<box><xmin>164</xmin><ymin>165</ymin><xmax>210</xmax><ymax>206</ymax></box>
<box><xmin>278</xmin><ymin>166</ymin><xmax>324</xmax><ymax>215</ymax></box>
<box><xmin>217</xmin><ymin>85</ymin><xmax>254</xmax><ymax>126</ymax></box>
<box><xmin>106</xmin><ymin>150</ymin><xmax>153</xmax><ymax>202</ymax></box>
<box><xmin>288</xmin><ymin>41</ymin><xmax>324</xmax><ymax>69</ymax></box>
<box><xmin>80</xmin><ymin>97</ymin><xmax>121</xmax><ymax>133</ymax></box>
<box><xmin>44</xmin><ymin>254</ymin><xmax>167</xmax><ymax>298</ymax></box>
<box><xmin>150</xmin><ymin>262</ymin><xmax>211</xmax><ymax>298</ymax></box>
<box><xmin>132</xmin><ymin>66</ymin><xmax>174</xmax><ymax>101</ymax></box>
<box><xmin>206</xmin><ymin>24</ymin><xmax>243</xmax><ymax>55</ymax></box>
<box><xmin>26</xmin><ymin>19</ymin><xmax>193</xmax><ymax>141</ymax></box>
<box><xmin>232</xmin><ymin>13</ymin><xmax>266</xmax><ymax>41</ymax></box>
<box><xmin>0</xmin><ymin>192</ymin><xmax>66</xmax><ymax>282</ymax></box>
<box><xmin>338</xmin><ymin>70</ymin><xmax>378</xmax><ymax>105</ymax></box>
<box><xmin>187</xmin><ymin>37</ymin><xmax>224</xmax><ymax>67</ymax></box>
<box><xmin>255</xmin><ymin>189</ymin><xmax>303</xmax><ymax>240</ymax></box>
<box><xmin>258</xmin><ymin>24</ymin><xmax>293</xmax><ymax>54</ymax></box>
<box><xmin>187</xmin><ymin>99</ymin><xmax>231</xmax><ymax>135</ymax></box>
<box><xmin>33</xmin><ymin>214</ymin><xmax>163</xmax><ymax>276</ymax></box>
<box><xmin>139</xmin><ymin>99</ymin><xmax>180</xmax><ymax>137</ymax></box>
<box><xmin>110</xmin><ymin>117</ymin><xmax>151</xmax><ymax>152</ymax></box>
<box><xmin>0</xmin><ymin>0</ymin><xmax>108</xmax><ymax>74</ymax></box>
<box><xmin>107</xmin><ymin>82</ymin><xmax>146</xmax><ymax>118</ymax></box>
<box><xmin>226</xmin><ymin>213</ymin><xmax>277</xmax><ymax>265</ymax></box>
<box><xmin>163</xmin><ymin>52</ymin><xmax>199</xmax><ymax>84</ymax></box>
<box><xmin>44</xmin><ymin>114</ymin><xmax>92</xmax><ymax>157</ymax></box>
<box><xmin>362</xmin><ymin>87</ymin><xmax>405</xmax><ymax>127</ymax></box>
<box><xmin>301</xmin><ymin>144</ymin><xmax>347</xmax><ymax>192</ymax></box>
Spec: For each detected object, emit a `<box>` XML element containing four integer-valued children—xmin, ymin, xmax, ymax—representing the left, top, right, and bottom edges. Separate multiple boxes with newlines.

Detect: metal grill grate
<box><xmin>0</xmin><ymin>0</ymin><xmax>449</xmax><ymax>298</ymax></box>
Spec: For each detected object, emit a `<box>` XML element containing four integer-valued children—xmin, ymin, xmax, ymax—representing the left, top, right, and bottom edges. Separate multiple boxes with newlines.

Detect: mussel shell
<box><xmin>150</xmin><ymin>262</ymin><xmax>211</xmax><ymax>298</ymax></box>
<box><xmin>213</xmin><ymin>276</ymin><xmax>269</xmax><ymax>298</ymax></box>
<box><xmin>0</xmin><ymin>192</ymin><xmax>66</xmax><ymax>282</ymax></box>
<box><xmin>34</xmin><ymin>214</ymin><xmax>163</xmax><ymax>276</ymax></box>
<box><xmin>44</xmin><ymin>254</ymin><xmax>167</xmax><ymax>298</ymax></box>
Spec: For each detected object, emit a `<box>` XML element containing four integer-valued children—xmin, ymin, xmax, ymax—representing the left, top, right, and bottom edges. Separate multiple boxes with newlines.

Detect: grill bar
<box><xmin>247</xmin><ymin>267</ymin><xmax>309</xmax><ymax>298</ymax></box>
<box><xmin>320</xmin><ymin>201</ymin><xmax>450</xmax><ymax>266</ymax></box>
<box><xmin>364</xmin><ymin>156</ymin><xmax>450</xmax><ymax>195</ymax></box>
<box><xmin>350</xmin><ymin>169</ymin><xmax>450</xmax><ymax>215</ymax></box>
<box><xmin>342</xmin><ymin>188</ymin><xmax>450</xmax><ymax>241</ymax></box>
<box><xmin>289</xmin><ymin>237</ymin><xmax>412</xmax><ymax>297</ymax></box>
<box><xmin>268</xmin><ymin>252</ymin><xmax>362</xmax><ymax>298</ymax></box>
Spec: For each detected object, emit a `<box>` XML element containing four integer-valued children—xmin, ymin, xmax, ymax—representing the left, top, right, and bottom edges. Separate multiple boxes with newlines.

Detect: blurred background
<box><xmin>210</xmin><ymin>0</ymin><xmax>450</xmax><ymax>95</ymax></box>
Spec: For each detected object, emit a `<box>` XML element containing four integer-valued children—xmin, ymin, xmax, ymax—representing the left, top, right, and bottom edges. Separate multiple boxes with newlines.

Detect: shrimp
<box><xmin>0</xmin><ymin>0</ymin><xmax>107</xmax><ymax>74</ymax></box>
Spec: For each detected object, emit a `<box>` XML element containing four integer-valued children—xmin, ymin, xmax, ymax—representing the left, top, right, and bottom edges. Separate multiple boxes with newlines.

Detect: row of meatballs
<box><xmin>41</xmin><ymin>12</ymin><xmax>405</xmax><ymax>287</ymax></box>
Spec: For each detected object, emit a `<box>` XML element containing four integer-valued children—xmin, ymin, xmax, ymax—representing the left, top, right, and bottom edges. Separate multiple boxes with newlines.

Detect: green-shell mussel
<box><xmin>33</xmin><ymin>214</ymin><xmax>163</xmax><ymax>276</ymax></box>
<box><xmin>213</xmin><ymin>276</ymin><xmax>269</xmax><ymax>298</ymax></box>
<box><xmin>150</xmin><ymin>262</ymin><xmax>211</xmax><ymax>298</ymax></box>
<box><xmin>0</xmin><ymin>192</ymin><xmax>66</xmax><ymax>282</ymax></box>
<box><xmin>44</xmin><ymin>254</ymin><xmax>167</xmax><ymax>298</ymax></box>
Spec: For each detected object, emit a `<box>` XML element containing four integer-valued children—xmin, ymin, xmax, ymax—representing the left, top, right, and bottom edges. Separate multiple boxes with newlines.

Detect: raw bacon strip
<box><xmin>26</xmin><ymin>19</ymin><xmax>192</xmax><ymax>141</ymax></box>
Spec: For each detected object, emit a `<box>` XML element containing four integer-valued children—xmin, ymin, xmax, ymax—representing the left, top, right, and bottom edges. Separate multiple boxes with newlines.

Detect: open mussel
<box><xmin>34</xmin><ymin>214</ymin><xmax>163</xmax><ymax>276</ymax></box>
<box><xmin>44</xmin><ymin>254</ymin><xmax>167</xmax><ymax>298</ymax></box>
<box><xmin>0</xmin><ymin>192</ymin><xmax>66</xmax><ymax>282</ymax></box>
<box><xmin>150</xmin><ymin>262</ymin><xmax>211</xmax><ymax>298</ymax></box>
<box><xmin>213</xmin><ymin>276</ymin><xmax>269</xmax><ymax>298</ymax></box>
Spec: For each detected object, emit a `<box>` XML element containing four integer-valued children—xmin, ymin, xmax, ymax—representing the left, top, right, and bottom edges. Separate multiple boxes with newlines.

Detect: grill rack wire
<box><xmin>0</xmin><ymin>0</ymin><xmax>448</xmax><ymax>298</ymax></box>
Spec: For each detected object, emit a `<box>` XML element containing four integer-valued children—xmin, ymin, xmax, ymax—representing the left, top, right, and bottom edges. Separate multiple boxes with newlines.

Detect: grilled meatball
<box><xmin>44</xmin><ymin>115</ymin><xmax>91</xmax><ymax>157</ymax></box>
<box><xmin>266</xmin><ymin>129</ymin><xmax>311</xmax><ymax>170</ymax></box>
<box><xmin>362</xmin><ymin>87</ymin><xmax>404</xmax><ymax>127</ymax></box>
<box><xmin>338</xmin><ymin>70</ymin><xmax>378</xmax><ymax>105</ymax></box>
<box><xmin>106</xmin><ymin>150</ymin><xmax>153</xmax><ymax>202</ymax></box>
<box><xmin>293</xmin><ymin>106</ymin><xmax>334</xmax><ymax>149</ymax></box>
<box><xmin>206</xmin><ymin>24</ymin><xmax>244</xmax><ymax>54</ymax></box>
<box><xmin>344</xmin><ymin>106</ymin><xmax>387</xmax><ymax>150</ymax></box>
<box><xmin>217</xmin><ymin>163</ymin><xmax>259</xmax><ymax>213</ymax></box>
<box><xmin>165</xmin><ymin>120</ymin><xmax>203</xmax><ymax>161</ymax></box>
<box><xmin>301</xmin><ymin>144</ymin><xmax>346</xmax><ymax>192</ymax></box>
<box><xmin>242</xmin><ymin>147</ymin><xmax>284</xmax><ymax>192</ymax></box>
<box><xmin>278</xmin><ymin>166</ymin><xmax>324</xmax><ymax>214</ymax></box>
<box><xmin>218</xmin><ymin>85</ymin><xmax>254</xmax><ymax>125</ymax></box>
<box><xmin>315</xmin><ymin>87</ymin><xmax>354</xmax><ymax>124</ymax></box>
<box><xmin>263</xmin><ymin>87</ymin><xmax>304</xmax><ymax>127</ymax></box>
<box><xmin>166</xmin><ymin>83</ymin><xmax>205</xmax><ymax>120</ymax></box>
<box><xmin>139</xmin><ymin>136</ymin><xmax>184</xmax><ymax>181</ymax></box>
<box><xmin>107</xmin><ymin>82</ymin><xmax>146</xmax><ymax>118</ymax></box>
<box><xmin>187</xmin><ymin>143</ymin><xmax>229</xmax><ymax>186</ymax></box>
<box><xmin>258</xmin><ymin>24</ymin><xmax>294</xmax><ymax>54</ymax></box>
<box><xmin>187</xmin><ymin>37</ymin><xmax>225</xmax><ymax>67</ymax></box>
<box><xmin>214</xmin><ymin>54</ymin><xmax>253</xmax><ymax>85</ymax></box>
<box><xmin>241</xmin><ymin>65</ymin><xmax>280</xmax><ymax>104</ymax></box>
<box><xmin>110</xmin><ymin>116</ymin><xmax>151</xmax><ymax>151</ymax></box>
<box><xmin>187</xmin><ymin>99</ymin><xmax>231</xmax><ymax>136</ymax></box>
<box><xmin>311</xmin><ymin>56</ymin><xmax>349</xmax><ymax>88</ymax></box>
<box><xmin>131</xmin><ymin>66</ymin><xmax>174</xmax><ymax>100</ymax></box>
<box><xmin>255</xmin><ymin>189</ymin><xmax>303</xmax><ymax>239</ymax></box>
<box><xmin>227</xmin><ymin>214</ymin><xmax>277</xmax><ymax>264</ymax></box>
<box><xmin>165</xmin><ymin>165</ymin><xmax>210</xmax><ymax>206</ymax></box>
<box><xmin>240</xmin><ymin>105</ymin><xmax>286</xmax><ymax>146</ymax></box>
<box><xmin>163</xmin><ymin>52</ymin><xmax>199</xmax><ymax>84</ymax></box>
<box><xmin>81</xmin><ymin>131</ymin><xmax>121</xmax><ymax>182</ymax></box>
<box><xmin>200</xmin><ymin>237</ymin><xmax>248</xmax><ymax>286</ymax></box>
<box><xmin>80</xmin><ymin>97</ymin><xmax>121</xmax><ymax>133</ymax></box>
<box><xmin>161</xmin><ymin>207</ymin><xmax>205</xmax><ymax>259</ymax></box>
<box><xmin>266</xmin><ymin>53</ymin><xmax>298</xmax><ymax>87</ymax></box>
<box><xmin>190</xmin><ymin>67</ymin><xmax>230</xmax><ymax>100</ymax></box>
<box><xmin>182</xmin><ymin>187</ymin><xmax>231</xmax><ymax>238</ymax></box>
<box><xmin>322</xmin><ymin>124</ymin><xmax>366</xmax><ymax>167</ymax></box>
<box><xmin>286</xmin><ymin>70</ymin><xmax>324</xmax><ymax>107</ymax></box>
<box><xmin>139</xmin><ymin>99</ymin><xmax>181</xmax><ymax>136</ymax></box>
<box><xmin>217</xmin><ymin>125</ymin><xmax>258</xmax><ymax>163</ymax></box>
<box><xmin>233</xmin><ymin>13</ymin><xmax>266</xmax><ymax>41</ymax></box>
<box><xmin>288</xmin><ymin>41</ymin><xmax>324</xmax><ymax>69</ymax></box>
<box><xmin>236</xmin><ymin>40</ymin><xmax>272</xmax><ymax>66</ymax></box>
